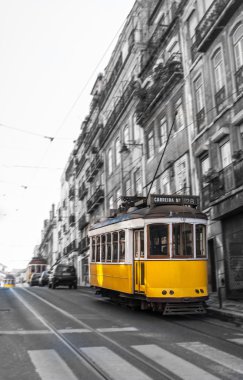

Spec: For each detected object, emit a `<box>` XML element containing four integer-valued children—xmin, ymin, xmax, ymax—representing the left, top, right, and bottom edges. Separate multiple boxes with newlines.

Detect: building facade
<box><xmin>34</xmin><ymin>0</ymin><xmax>243</xmax><ymax>300</ymax></box>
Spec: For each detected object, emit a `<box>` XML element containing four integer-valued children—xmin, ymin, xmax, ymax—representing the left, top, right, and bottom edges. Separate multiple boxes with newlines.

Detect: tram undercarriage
<box><xmin>95</xmin><ymin>287</ymin><xmax>207</xmax><ymax>315</ymax></box>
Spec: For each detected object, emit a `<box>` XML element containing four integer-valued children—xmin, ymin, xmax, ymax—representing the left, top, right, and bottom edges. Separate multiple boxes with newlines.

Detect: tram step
<box><xmin>163</xmin><ymin>302</ymin><xmax>206</xmax><ymax>315</ymax></box>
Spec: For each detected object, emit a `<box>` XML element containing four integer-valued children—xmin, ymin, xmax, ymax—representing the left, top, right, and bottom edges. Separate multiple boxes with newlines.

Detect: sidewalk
<box><xmin>206</xmin><ymin>292</ymin><xmax>243</xmax><ymax>324</ymax></box>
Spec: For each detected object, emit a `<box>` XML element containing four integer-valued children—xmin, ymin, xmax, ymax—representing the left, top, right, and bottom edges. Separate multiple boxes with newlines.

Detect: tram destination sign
<box><xmin>148</xmin><ymin>194</ymin><xmax>200</xmax><ymax>207</ymax></box>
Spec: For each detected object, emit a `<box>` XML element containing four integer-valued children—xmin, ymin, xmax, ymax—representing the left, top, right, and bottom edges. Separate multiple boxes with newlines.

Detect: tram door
<box><xmin>134</xmin><ymin>230</ymin><xmax>145</xmax><ymax>293</ymax></box>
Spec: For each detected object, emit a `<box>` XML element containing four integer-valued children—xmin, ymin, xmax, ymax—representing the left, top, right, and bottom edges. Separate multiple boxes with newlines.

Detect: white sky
<box><xmin>0</xmin><ymin>0</ymin><xmax>135</xmax><ymax>271</ymax></box>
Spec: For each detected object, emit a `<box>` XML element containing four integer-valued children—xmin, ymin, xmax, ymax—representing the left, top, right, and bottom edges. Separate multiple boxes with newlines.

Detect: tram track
<box><xmin>12</xmin><ymin>288</ymin><xmax>176</xmax><ymax>380</ymax></box>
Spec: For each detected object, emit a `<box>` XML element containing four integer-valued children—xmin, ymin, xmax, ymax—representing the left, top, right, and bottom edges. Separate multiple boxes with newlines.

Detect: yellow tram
<box><xmin>0</xmin><ymin>273</ymin><xmax>15</xmax><ymax>288</ymax></box>
<box><xmin>89</xmin><ymin>194</ymin><xmax>208</xmax><ymax>315</ymax></box>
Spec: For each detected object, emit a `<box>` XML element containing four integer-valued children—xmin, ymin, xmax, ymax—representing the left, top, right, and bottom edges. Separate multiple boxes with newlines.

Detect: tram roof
<box><xmin>90</xmin><ymin>204</ymin><xmax>207</xmax><ymax>231</ymax></box>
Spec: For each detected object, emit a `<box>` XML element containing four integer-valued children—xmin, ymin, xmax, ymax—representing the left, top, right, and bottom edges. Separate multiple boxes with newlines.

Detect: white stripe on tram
<box><xmin>58</xmin><ymin>328</ymin><xmax>90</xmax><ymax>333</ymax></box>
<box><xmin>132</xmin><ymin>344</ymin><xmax>220</xmax><ymax>380</ymax></box>
<box><xmin>28</xmin><ymin>350</ymin><xmax>78</xmax><ymax>380</ymax></box>
<box><xmin>178</xmin><ymin>341</ymin><xmax>243</xmax><ymax>375</ymax></box>
<box><xmin>80</xmin><ymin>346</ymin><xmax>152</xmax><ymax>380</ymax></box>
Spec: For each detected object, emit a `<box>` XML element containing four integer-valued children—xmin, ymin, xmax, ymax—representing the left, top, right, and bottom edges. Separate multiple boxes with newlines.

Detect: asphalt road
<box><xmin>1</xmin><ymin>285</ymin><xmax>243</xmax><ymax>380</ymax></box>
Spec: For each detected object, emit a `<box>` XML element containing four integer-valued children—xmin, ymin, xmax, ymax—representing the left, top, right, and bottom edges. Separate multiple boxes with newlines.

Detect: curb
<box><xmin>207</xmin><ymin>307</ymin><xmax>243</xmax><ymax>325</ymax></box>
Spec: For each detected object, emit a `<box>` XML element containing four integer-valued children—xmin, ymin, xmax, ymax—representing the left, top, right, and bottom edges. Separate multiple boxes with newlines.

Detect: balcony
<box><xmin>201</xmin><ymin>160</ymin><xmax>243</xmax><ymax>208</ymax></box>
<box><xmin>136</xmin><ymin>54</ymin><xmax>183</xmax><ymax>125</ymax></box>
<box><xmin>78</xmin><ymin>183</ymin><xmax>88</xmax><ymax>200</ymax></box>
<box><xmin>235</xmin><ymin>65</ymin><xmax>243</xmax><ymax>96</ymax></box>
<box><xmin>78</xmin><ymin>214</ymin><xmax>89</xmax><ymax>230</ymax></box>
<box><xmin>67</xmin><ymin>240</ymin><xmax>76</xmax><ymax>254</ymax></box>
<box><xmin>79</xmin><ymin>236</ymin><xmax>90</xmax><ymax>254</ymax></box>
<box><xmin>87</xmin><ymin>185</ymin><xmax>104</xmax><ymax>213</ymax></box>
<box><xmin>99</xmin><ymin>80</ymin><xmax>135</xmax><ymax>147</ymax></box>
<box><xmin>195</xmin><ymin>0</ymin><xmax>241</xmax><ymax>52</ymax></box>
<box><xmin>75</xmin><ymin>155</ymin><xmax>87</xmax><ymax>177</ymax></box>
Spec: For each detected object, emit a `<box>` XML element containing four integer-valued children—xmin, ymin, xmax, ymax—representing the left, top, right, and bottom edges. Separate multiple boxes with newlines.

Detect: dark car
<box><xmin>48</xmin><ymin>264</ymin><xmax>77</xmax><ymax>289</ymax></box>
<box><xmin>39</xmin><ymin>271</ymin><xmax>49</xmax><ymax>286</ymax></box>
<box><xmin>30</xmin><ymin>273</ymin><xmax>41</xmax><ymax>286</ymax></box>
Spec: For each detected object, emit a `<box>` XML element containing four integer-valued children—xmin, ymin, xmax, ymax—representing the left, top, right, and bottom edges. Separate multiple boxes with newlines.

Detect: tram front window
<box><xmin>173</xmin><ymin>223</ymin><xmax>193</xmax><ymax>257</ymax></box>
<box><xmin>149</xmin><ymin>224</ymin><xmax>169</xmax><ymax>257</ymax></box>
<box><xmin>196</xmin><ymin>224</ymin><xmax>206</xmax><ymax>257</ymax></box>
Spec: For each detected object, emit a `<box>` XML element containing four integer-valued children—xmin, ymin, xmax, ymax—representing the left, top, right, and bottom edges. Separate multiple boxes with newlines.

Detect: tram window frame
<box><xmin>101</xmin><ymin>234</ymin><xmax>106</xmax><ymax>262</ymax></box>
<box><xmin>96</xmin><ymin>236</ymin><xmax>101</xmax><ymax>262</ymax></box>
<box><xmin>119</xmin><ymin>230</ymin><xmax>125</xmax><ymax>262</ymax></box>
<box><xmin>147</xmin><ymin>224</ymin><xmax>170</xmax><ymax>258</ymax></box>
<box><xmin>196</xmin><ymin>224</ymin><xmax>206</xmax><ymax>258</ymax></box>
<box><xmin>91</xmin><ymin>237</ymin><xmax>96</xmax><ymax>262</ymax></box>
<box><xmin>112</xmin><ymin>232</ymin><xmax>119</xmax><ymax>262</ymax></box>
<box><xmin>134</xmin><ymin>229</ymin><xmax>145</xmax><ymax>258</ymax></box>
<box><xmin>172</xmin><ymin>223</ymin><xmax>194</xmax><ymax>258</ymax></box>
<box><xmin>106</xmin><ymin>233</ymin><xmax>112</xmax><ymax>262</ymax></box>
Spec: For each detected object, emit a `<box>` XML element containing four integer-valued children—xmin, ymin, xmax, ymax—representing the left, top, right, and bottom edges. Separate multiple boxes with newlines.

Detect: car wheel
<box><xmin>69</xmin><ymin>284</ymin><xmax>72</xmax><ymax>289</ymax></box>
<box><xmin>52</xmin><ymin>282</ymin><xmax>56</xmax><ymax>289</ymax></box>
<box><xmin>48</xmin><ymin>283</ymin><xmax>51</xmax><ymax>288</ymax></box>
<box><xmin>73</xmin><ymin>284</ymin><xmax>77</xmax><ymax>289</ymax></box>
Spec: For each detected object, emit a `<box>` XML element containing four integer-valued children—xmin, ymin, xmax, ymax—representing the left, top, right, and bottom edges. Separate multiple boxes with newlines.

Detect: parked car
<box><xmin>39</xmin><ymin>271</ymin><xmax>49</xmax><ymax>286</ymax></box>
<box><xmin>30</xmin><ymin>273</ymin><xmax>41</xmax><ymax>286</ymax></box>
<box><xmin>48</xmin><ymin>264</ymin><xmax>77</xmax><ymax>289</ymax></box>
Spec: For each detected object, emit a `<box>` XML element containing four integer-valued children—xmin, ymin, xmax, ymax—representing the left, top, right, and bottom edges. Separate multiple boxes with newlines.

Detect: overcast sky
<box><xmin>0</xmin><ymin>0</ymin><xmax>135</xmax><ymax>270</ymax></box>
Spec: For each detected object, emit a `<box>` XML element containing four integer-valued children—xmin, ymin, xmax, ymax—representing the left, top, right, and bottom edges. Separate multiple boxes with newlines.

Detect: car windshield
<box><xmin>56</xmin><ymin>266</ymin><xmax>75</xmax><ymax>274</ymax></box>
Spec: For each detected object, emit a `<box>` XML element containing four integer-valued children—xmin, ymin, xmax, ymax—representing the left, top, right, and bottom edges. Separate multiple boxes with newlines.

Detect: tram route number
<box><xmin>149</xmin><ymin>194</ymin><xmax>200</xmax><ymax>207</ymax></box>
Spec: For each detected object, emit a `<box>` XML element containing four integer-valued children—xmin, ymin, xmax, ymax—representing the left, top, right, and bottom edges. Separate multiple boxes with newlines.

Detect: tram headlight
<box><xmin>195</xmin><ymin>289</ymin><xmax>200</xmax><ymax>294</ymax></box>
<box><xmin>162</xmin><ymin>290</ymin><xmax>167</xmax><ymax>295</ymax></box>
<box><xmin>169</xmin><ymin>290</ymin><xmax>174</xmax><ymax>295</ymax></box>
<box><xmin>200</xmin><ymin>289</ymin><xmax>204</xmax><ymax>293</ymax></box>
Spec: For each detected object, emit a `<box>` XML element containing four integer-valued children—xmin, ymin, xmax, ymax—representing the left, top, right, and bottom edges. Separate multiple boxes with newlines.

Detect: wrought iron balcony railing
<box><xmin>78</xmin><ymin>214</ymin><xmax>89</xmax><ymax>230</ymax></box>
<box><xmin>78</xmin><ymin>184</ymin><xmax>88</xmax><ymax>200</ymax></box>
<box><xmin>79</xmin><ymin>236</ymin><xmax>90</xmax><ymax>254</ymax></box>
<box><xmin>215</xmin><ymin>86</ymin><xmax>226</xmax><ymax>114</ymax></box>
<box><xmin>87</xmin><ymin>185</ymin><xmax>104</xmax><ymax>213</ymax></box>
<box><xmin>235</xmin><ymin>65</ymin><xmax>243</xmax><ymax>96</ymax></box>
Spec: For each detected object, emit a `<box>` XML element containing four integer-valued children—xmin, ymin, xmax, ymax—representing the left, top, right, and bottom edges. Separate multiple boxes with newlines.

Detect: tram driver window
<box><xmin>106</xmin><ymin>233</ymin><xmax>112</xmax><ymax>262</ymax></box>
<box><xmin>149</xmin><ymin>224</ymin><xmax>169</xmax><ymax>257</ymax></box>
<box><xmin>91</xmin><ymin>237</ymin><xmax>96</xmax><ymax>262</ymax></box>
<box><xmin>113</xmin><ymin>232</ymin><xmax>118</xmax><ymax>262</ymax></box>
<box><xmin>119</xmin><ymin>230</ymin><xmax>125</xmax><ymax>262</ymax></box>
<box><xmin>173</xmin><ymin>223</ymin><xmax>193</xmax><ymax>257</ymax></box>
<box><xmin>196</xmin><ymin>224</ymin><xmax>206</xmax><ymax>257</ymax></box>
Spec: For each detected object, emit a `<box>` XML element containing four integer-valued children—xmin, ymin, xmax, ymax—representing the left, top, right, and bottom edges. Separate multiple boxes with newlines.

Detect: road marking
<box><xmin>132</xmin><ymin>344</ymin><xmax>220</xmax><ymax>380</ymax></box>
<box><xmin>178</xmin><ymin>341</ymin><xmax>243</xmax><ymax>375</ymax></box>
<box><xmin>96</xmin><ymin>327</ymin><xmax>138</xmax><ymax>333</ymax></box>
<box><xmin>58</xmin><ymin>328</ymin><xmax>90</xmax><ymax>333</ymax></box>
<box><xmin>80</xmin><ymin>346</ymin><xmax>152</xmax><ymax>380</ymax></box>
<box><xmin>0</xmin><ymin>330</ymin><xmax>51</xmax><ymax>335</ymax></box>
<box><xmin>228</xmin><ymin>338</ymin><xmax>243</xmax><ymax>345</ymax></box>
<box><xmin>28</xmin><ymin>350</ymin><xmax>78</xmax><ymax>380</ymax></box>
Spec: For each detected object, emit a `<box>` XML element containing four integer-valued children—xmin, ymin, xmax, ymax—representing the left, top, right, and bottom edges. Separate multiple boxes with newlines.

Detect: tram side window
<box><xmin>96</xmin><ymin>236</ymin><xmax>101</xmax><ymax>262</ymax></box>
<box><xmin>91</xmin><ymin>237</ymin><xmax>96</xmax><ymax>262</ymax></box>
<box><xmin>149</xmin><ymin>224</ymin><xmax>169</xmax><ymax>256</ymax></box>
<box><xmin>113</xmin><ymin>232</ymin><xmax>118</xmax><ymax>262</ymax></box>
<box><xmin>119</xmin><ymin>230</ymin><xmax>125</xmax><ymax>261</ymax></box>
<box><xmin>173</xmin><ymin>223</ymin><xmax>193</xmax><ymax>257</ymax></box>
<box><xmin>196</xmin><ymin>224</ymin><xmax>206</xmax><ymax>257</ymax></box>
<box><xmin>101</xmin><ymin>235</ymin><xmax>106</xmax><ymax>261</ymax></box>
<box><xmin>106</xmin><ymin>233</ymin><xmax>112</xmax><ymax>261</ymax></box>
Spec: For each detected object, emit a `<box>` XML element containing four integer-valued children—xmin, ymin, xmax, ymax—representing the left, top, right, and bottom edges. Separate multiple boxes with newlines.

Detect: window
<box><xmin>108</xmin><ymin>148</ymin><xmax>112</xmax><ymax>175</ymax></box>
<box><xmin>119</xmin><ymin>230</ymin><xmax>125</xmax><ymax>261</ymax></box>
<box><xmin>213</xmin><ymin>49</ymin><xmax>224</xmax><ymax>92</ymax></box>
<box><xmin>116</xmin><ymin>188</ymin><xmax>121</xmax><ymax>207</ymax></box>
<box><xmin>112</xmin><ymin>232</ymin><xmax>118</xmax><ymax>262</ymax></box>
<box><xmin>115</xmin><ymin>138</ymin><xmax>121</xmax><ymax>166</ymax></box>
<box><xmin>123</xmin><ymin>126</ymin><xmax>129</xmax><ymax>144</ymax></box>
<box><xmin>149</xmin><ymin>224</ymin><xmax>169</xmax><ymax>257</ymax></box>
<box><xmin>133</xmin><ymin>114</ymin><xmax>141</xmax><ymax>141</ymax></box>
<box><xmin>147</xmin><ymin>129</ymin><xmax>155</xmax><ymax>159</ymax></box>
<box><xmin>174</xmin><ymin>155</ymin><xmax>189</xmax><ymax>194</ymax></box>
<box><xmin>125</xmin><ymin>178</ymin><xmax>131</xmax><ymax>195</ymax></box>
<box><xmin>96</xmin><ymin>236</ymin><xmax>101</xmax><ymax>262</ymax></box>
<box><xmin>160</xmin><ymin>169</ymin><xmax>170</xmax><ymax>194</ymax></box>
<box><xmin>196</xmin><ymin>225</ymin><xmax>206</xmax><ymax>257</ymax></box>
<box><xmin>173</xmin><ymin>223</ymin><xmax>193</xmax><ymax>257</ymax></box>
<box><xmin>175</xmin><ymin>98</ymin><xmax>184</xmax><ymax>132</ymax></box>
<box><xmin>91</xmin><ymin>237</ymin><xmax>96</xmax><ymax>262</ymax></box>
<box><xmin>194</xmin><ymin>74</ymin><xmax>205</xmax><ymax>116</ymax></box>
<box><xmin>159</xmin><ymin>116</ymin><xmax>167</xmax><ymax>147</ymax></box>
<box><xmin>101</xmin><ymin>235</ymin><xmax>106</xmax><ymax>261</ymax></box>
<box><xmin>233</xmin><ymin>24</ymin><xmax>243</xmax><ymax>70</ymax></box>
<box><xmin>109</xmin><ymin>196</ymin><xmax>114</xmax><ymax>210</ymax></box>
<box><xmin>134</xmin><ymin>230</ymin><xmax>144</xmax><ymax>258</ymax></box>
<box><xmin>220</xmin><ymin>141</ymin><xmax>231</xmax><ymax>169</ymax></box>
<box><xmin>134</xmin><ymin>168</ymin><xmax>142</xmax><ymax>195</ymax></box>
<box><xmin>201</xmin><ymin>155</ymin><xmax>210</xmax><ymax>186</ymax></box>
<box><xmin>106</xmin><ymin>233</ymin><xmax>111</xmax><ymax>261</ymax></box>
